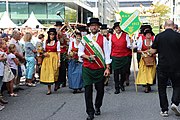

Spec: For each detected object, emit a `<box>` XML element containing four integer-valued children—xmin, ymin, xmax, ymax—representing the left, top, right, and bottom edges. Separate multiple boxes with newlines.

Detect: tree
<box><xmin>149</xmin><ymin>2</ymin><xmax>170</xmax><ymax>17</ymax></box>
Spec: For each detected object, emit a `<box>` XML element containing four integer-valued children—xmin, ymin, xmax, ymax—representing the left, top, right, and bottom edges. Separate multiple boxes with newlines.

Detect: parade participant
<box><xmin>40</xmin><ymin>28</ymin><xmax>61</xmax><ymax>95</ymax></box>
<box><xmin>110</xmin><ymin>22</ymin><xmax>132</xmax><ymax>94</ymax></box>
<box><xmin>54</xmin><ymin>21</ymin><xmax>64</xmax><ymax>31</ymax></box>
<box><xmin>150</xmin><ymin>20</ymin><xmax>180</xmax><ymax>117</ymax></box>
<box><xmin>100</xmin><ymin>24</ymin><xmax>109</xmax><ymax>38</ymax></box>
<box><xmin>77</xmin><ymin>26</ymin><xmax>88</xmax><ymax>36</ymax></box>
<box><xmin>67</xmin><ymin>32</ymin><xmax>83</xmax><ymax>94</ymax></box>
<box><xmin>78</xmin><ymin>18</ymin><xmax>111</xmax><ymax>120</ymax></box>
<box><xmin>100</xmin><ymin>24</ymin><xmax>112</xmax><ymax>85</ymax></box>
<box><xmin>24</xmin><ymin>32</ymin><xmax>36</xmax><ymax>87</ymax></box>
<box><xmin>55</xmin><ymin>30</ymin><xmax>68</xmax><ymax>90</ymax></box>
<box><xmin>136</xmin><ymin>29</ymin><xmax>156</xmax><ymax>93</ymax></box>
<box><xmin>137</xmin><ymin>25</ymin><xmax>154</xmax><ymax>64</ymax></box>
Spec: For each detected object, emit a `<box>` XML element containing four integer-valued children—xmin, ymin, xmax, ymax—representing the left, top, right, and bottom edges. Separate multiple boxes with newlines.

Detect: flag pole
<box><xmin>130</xmin><ymin>34</ymin><xmax>138</xmax><ymax>93</ymax></box>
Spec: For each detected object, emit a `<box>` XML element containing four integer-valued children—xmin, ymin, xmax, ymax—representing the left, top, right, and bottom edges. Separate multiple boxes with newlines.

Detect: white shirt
<box><xmin>78</xmin><ymin>33</ymin><xmax>112</xmax><ymax>64</ymax></box>
<box><xmin>109</xmin><ymin>32</ymin><xmax>133</xmax><ymax>52</ymax></box>
<box><xmin>0</xmin><ymin>51</ymin><xmax>5</xmax><ymax>76</ymax></box>
<box><xmin>7</xmin><ymin>53</ymin><xmax>18</xmax><ymax>70</ymax></box>
<box><xmin>31</xmin><ymin>36</ymin><xmax>39</xmax><ymax>47</ymax></box>
<box><xmin>137</xmin><ymin>38</ymin><xmax>153</xmax><ymax>51</ymax></box>
<box><xmin>9</xmin><ymin>38</ymin><xmax>23</xmax><ymax>56</ymax></box>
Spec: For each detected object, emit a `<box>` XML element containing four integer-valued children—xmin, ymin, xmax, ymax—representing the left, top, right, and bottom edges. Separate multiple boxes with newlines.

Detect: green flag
<box><xmin>119</xmin><ymin>10</ymin><xmax>141</xmax><ymax>36</ymax></box>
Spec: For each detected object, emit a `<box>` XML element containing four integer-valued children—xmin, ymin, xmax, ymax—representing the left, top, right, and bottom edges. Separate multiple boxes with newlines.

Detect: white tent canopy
<box><xmin>0</xmin><ymin>11</ymin><xmax>18</xmax><ymax>28</ymax></box>
<box><xmin>21</xmin><ymin>12</ymin><xmax>46</xmax><ymax>28</ymax></box>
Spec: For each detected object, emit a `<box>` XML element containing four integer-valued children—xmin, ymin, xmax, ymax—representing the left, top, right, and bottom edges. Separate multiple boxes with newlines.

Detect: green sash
<box><xmin>83</xmin><ymin>35</ymin><xmax>105</xmax><ymax>68</ymax></box>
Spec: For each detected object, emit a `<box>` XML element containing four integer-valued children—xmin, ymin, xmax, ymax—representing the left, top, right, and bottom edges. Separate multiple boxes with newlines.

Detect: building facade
<box><xmin>0</xmin><ymin>0</ymin><xmax>93</xmax><ymax>25</ymax></box>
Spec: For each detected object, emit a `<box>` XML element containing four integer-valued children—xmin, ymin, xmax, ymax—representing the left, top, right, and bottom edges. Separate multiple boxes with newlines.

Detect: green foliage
<box><xmin>65</xmin><ymin>7</ymin><xmax>77</xmax><ymax>22</ymax></box>
<box><xmin>148</xmin><ymin>2</ymin><xmax>170</xmax><ymax>17</ymax></box>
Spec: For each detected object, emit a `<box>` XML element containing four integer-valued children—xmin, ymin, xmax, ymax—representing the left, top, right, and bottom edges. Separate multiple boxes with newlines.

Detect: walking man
<box><xmin>78</xmin><ymin>18</ymin><xmax>111</xmax><ymax>120</ymax></box>
<box><xmin>150</xmin><ymin>20</ymin><xmax>180</xmax><ymax>117</ymax></box>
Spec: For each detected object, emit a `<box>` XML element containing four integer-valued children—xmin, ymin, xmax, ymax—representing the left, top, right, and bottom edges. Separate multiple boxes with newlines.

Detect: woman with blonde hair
<box><xmin>24</xmin><ymin>32</ymin><xmax>36</xmax><ymax>87</ymax></box>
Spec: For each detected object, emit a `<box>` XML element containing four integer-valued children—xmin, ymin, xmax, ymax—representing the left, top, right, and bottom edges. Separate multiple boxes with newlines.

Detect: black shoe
<box><xmin>126</xmin><ymin>82</ymin><xmax>129</xmax><ymax>86</ymax></box>
<box><xmin>114</xmin><ymin>89</ymin><xmax>120</xmax><ymax>94</ymax></box>
<box><xmin>86</xmin><ymin>115</ymin><xmax>94</xmax><ymax>120</ymax></box>
<box><xmin>46</xmin><ymin>92</ymin><xmax>52</xmax><ymax>95</ymax></box>
<box><xmin>95</xmin><ymin>108</ymin><xmax>101</xmax><ymax>115</ymax></box>
<box><xmin>73</xmin><ymin>89</ymin><xmax>78</xmax><ymax>94</ymax></box>
<box><xmin>54</xmin><ymin>86</ymin><xmax>60</xmax><ymax>91</ymax></box>
<box><xmin>120</xmin><ymin>86</ymin><xmax>125</xmax><ymax>91</ymax></box>
<box><xmin>62</xmin><ymin>84</ymin><xmax>66</xmax><ymax>87</ymax></box>
<box><xmin>0</xmin><ymin>98</ymin><xmax>8</xmax><ymax>104</ymax></box>
<box><xmin>17</xmin><ymin>87</ymin><xmax>24</xmax><ymax>90</ymax></box>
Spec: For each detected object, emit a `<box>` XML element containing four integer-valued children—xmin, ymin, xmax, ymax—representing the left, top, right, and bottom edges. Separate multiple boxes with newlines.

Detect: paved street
<box><xmin>0</xmin><ymin>73</ymin><xmax>179</xmax><ymax>120</ymax></box>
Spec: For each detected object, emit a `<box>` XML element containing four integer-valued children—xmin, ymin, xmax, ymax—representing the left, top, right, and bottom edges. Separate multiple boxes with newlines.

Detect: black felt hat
<box><xmin>100</xmin><ymin>24</ymin><xmax>108</xmax><ymax>29</ymax></box>
<box><xmin>87</xmin><ymin>18</ymin><xmax>102</xmax><ymax>26</ymax></box>
<box><xmin>143</xmin><ymin>28</ymin><xmax>155</xmax><ymax>36</ymax></box>
<box><xmin>113</xmin><ymin>22</ymin><xmax>120</xmax><ymax>29</ymax></box>
<box><xmin>54</xmin><ymin>21</ymin><xmax>63</xmax><ymax>26</ymax></box>
<box><xmin>47</xmin><ymin>28</ymin><xmax>57</xmax><ymax>35</ymax></box>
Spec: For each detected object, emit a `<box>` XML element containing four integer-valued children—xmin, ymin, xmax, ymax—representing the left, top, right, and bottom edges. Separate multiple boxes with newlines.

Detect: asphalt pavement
<box><xmin>0</xmin><ymin>74</ymin><xmax>179</xmax><ymax>120</ymax></box>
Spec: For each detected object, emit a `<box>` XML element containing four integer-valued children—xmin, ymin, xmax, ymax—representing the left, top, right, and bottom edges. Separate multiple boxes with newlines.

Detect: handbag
<box><xmin>2</xmin><ymin>62</ymin><xmax>15</xmax><ymax>82</ymax></box>
<box><xmin>142</xmin><ymin>56</ymin><xmax>155</xmax><ymax>67</ymax></box>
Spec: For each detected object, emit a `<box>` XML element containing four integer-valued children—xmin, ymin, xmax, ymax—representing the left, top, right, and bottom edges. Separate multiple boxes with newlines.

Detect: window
<box><xmin>9</xmin><ymin>2</ymin><xmax>28</xmax><ymax>19</ymax></box>
<box><xmin>29</xmin><ymin>3</ymin><xmax>47</xmax><ymax>19</ymax></box>
<box><xmin>47</xmin><ymin>3</ymin><xmax>65</xmax><ymax>21</ymax></box>
<box><xmin>0</xmin><ymin>2</ymin><xmax>6</xmax><ymax>16</ymax></box>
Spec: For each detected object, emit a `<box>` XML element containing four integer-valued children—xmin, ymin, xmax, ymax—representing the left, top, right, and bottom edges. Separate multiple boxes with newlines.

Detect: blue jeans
<box><xmin>25</xmin><ymin>57</ymin><xmax>35</xmax><ymax>79</ymax></box>
<box><xmin>157</xmin><ymin>67</ymin><xmax>180</xmax><ymax>112</ymax></box>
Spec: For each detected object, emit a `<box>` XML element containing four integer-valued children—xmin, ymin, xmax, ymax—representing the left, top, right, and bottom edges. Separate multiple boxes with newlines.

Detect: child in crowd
<box><xmin>7</xmin><ymin>44</ymin><xmax>19</xmax><ymax>97</ymax></box>
<box><xmin>36</xmin><ymin>34</ymin><xmax>45</xmax><ymax>79</ymax></box>
<box><xmin>0</xmin><ymin>39</ymin><xmax>7</xmax><ymax>110</ymax></box>
<box><xmin>24</xmin><ymin>32</ymin><xmax>36</xmax><ymax>87</ymax></box>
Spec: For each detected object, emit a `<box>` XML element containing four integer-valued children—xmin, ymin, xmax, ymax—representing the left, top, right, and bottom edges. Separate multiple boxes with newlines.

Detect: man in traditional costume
<box><xmin>78</xmin><ymin>18</ymin><xmax>111</xmax><ymax>120</ymax></box>
<box><xmin>110</xmin><ymin>22</ymin><xmax>132</xmax><ymax>94</ymax></box>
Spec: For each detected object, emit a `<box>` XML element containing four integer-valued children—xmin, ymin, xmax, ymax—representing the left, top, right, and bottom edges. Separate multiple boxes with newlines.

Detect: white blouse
<box><xmin>68</xmin><ymin>40</ymin><xmax>83</xmax><ymax>62</ymax></box>
<box><xmin>43</xmin><ymin>40</ymin><xmax>61</xmax><ymax>52</ymax></box>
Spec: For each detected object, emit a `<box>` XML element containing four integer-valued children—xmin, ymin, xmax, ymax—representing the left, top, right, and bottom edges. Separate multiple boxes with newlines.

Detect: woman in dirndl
<box><xmin>67</xmin><ymin>32</ymin><xmax>83</xmax><ymax>94</ymax></box>
<box><xmin>40</xmin><ymin>28</ymin><xmax>61</xmax><ymax>95</ymax></box>
<box><xmin>136</xmin><ymin>28</ymin><xmax>156</xmax><ymax>93</ymax></box>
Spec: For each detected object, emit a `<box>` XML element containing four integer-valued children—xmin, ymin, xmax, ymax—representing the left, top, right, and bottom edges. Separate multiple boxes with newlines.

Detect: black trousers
<box><xmin>114</xmin><ymin>68</ymin><xmax>126</xmax><ymax>90</ymax></box>
<box><xmin>85</xmin><ymin>80</ymin><xmax>104</xmax><ymax>116</ymax></box>
<box><xmin>55</xmin><ymin>60</ymin><xmax>67</xmax><ymax>87</ymax></box>
<box><xmin>157</xmin><ymin>67</ymin><xmax>180</xmax><ymax>112</ymax></box>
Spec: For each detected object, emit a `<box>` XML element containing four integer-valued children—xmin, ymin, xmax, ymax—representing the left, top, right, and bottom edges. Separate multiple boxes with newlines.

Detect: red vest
<box><xmin>111</xmin><ymin>33</ymin><xmax>131</xmax><ymax>57</ymax></box>
<box><xmin>83</xmin><ymin>34</ymin><xmax>104</xmax><ymax>69</ymax></box>
<box><xmin>45</xmin><ymin>41</ymin><xmax>57</xmax><ymax>52</ymax></box>
<box><xmin>141</xmin><ymin>39</ymin><xmax>154</xmax><ymax>51</ymax></box>
<box><xmin>71</xmin><ymin>42</ymin><xmax>78</xmax><ymax>60</ymax></box>
<box><xmin>60</xmin><ymin>40</ymin><xmax>67</xmax><ymax>53</ymax></box>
